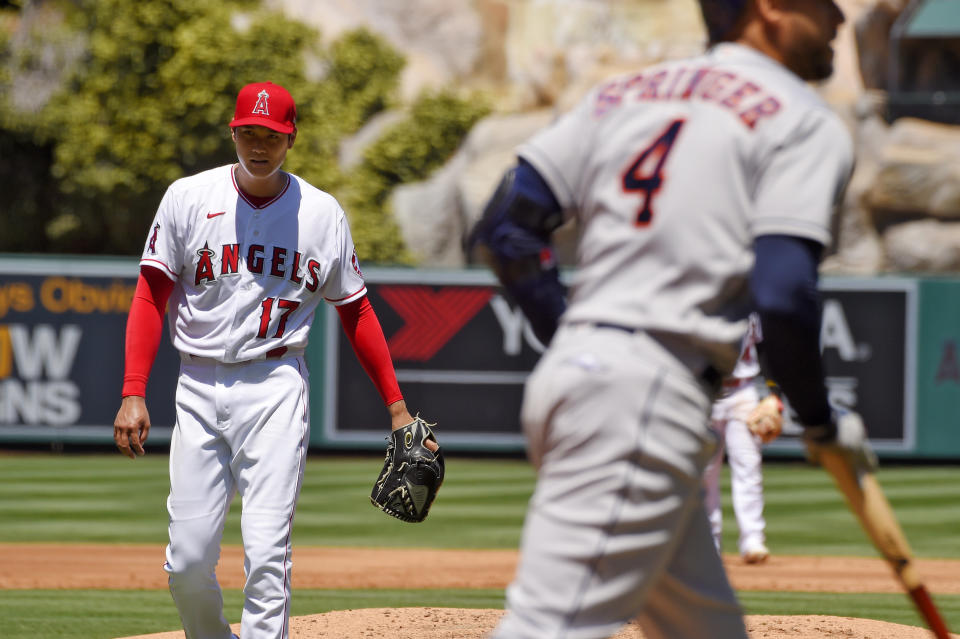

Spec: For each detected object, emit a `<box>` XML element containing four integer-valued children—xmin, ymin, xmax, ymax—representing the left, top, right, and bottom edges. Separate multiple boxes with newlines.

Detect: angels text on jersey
<box><xmin>190</xmin><ymin>240</ymin><xmax>332</xmax><ymax>293</ymax></box>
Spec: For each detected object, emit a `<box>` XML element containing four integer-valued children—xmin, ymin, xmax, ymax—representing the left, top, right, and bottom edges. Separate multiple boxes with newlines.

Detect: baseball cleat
<box><xmin>742</xmin><ymin>543</ymin><xmax>769</xmax><ymax>564</ymax></box>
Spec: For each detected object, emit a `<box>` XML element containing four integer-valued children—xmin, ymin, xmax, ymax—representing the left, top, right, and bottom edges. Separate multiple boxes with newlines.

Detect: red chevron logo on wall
<box><xmin>379</xmin><ymin>286</ymin><xmax>494</xmax><ymax>361</ymax></box>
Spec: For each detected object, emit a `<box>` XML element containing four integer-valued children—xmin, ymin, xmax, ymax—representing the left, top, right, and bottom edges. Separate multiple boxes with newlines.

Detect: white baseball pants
<box><xmin>164</xmin><ymin>355</ymin><xmax>310</xmax><ymax>639</ymax></box>
<box><xmin>703</xmin><ymin>383</ymin><xmax>767</xmax><ymax>555</ymax></box>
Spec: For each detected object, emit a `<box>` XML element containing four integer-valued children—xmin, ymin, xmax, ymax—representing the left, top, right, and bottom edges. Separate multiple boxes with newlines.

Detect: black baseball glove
<box><xmin>370</xmin><ymin>416</ymin><xmax>444</xmax><ymax>523</ymax></box>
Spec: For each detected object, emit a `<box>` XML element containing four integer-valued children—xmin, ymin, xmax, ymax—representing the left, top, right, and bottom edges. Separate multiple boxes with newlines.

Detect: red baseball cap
<box><xmin>229</xmin><ymin>81</ymin><xmax>297</xmax><ymax>134</ymax></box>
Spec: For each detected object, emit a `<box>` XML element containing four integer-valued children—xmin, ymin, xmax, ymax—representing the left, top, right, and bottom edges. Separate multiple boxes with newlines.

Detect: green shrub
<box><xmin>0</xmin><ymin>1</ymin><xmax>403</xmax><ymax>255</ymax></box>
<box><xmin>342</xmin><ymin>89</ymin><xmax>491</xmax><ymax>264</ymax></box>
<box><xmin>0</xmin><ymin>0</ymin><xmax>486</xmax><ymax>264</ymax></box>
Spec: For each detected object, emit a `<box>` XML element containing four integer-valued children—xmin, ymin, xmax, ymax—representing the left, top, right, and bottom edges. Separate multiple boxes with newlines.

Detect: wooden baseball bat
<box><xmin>819</xmin><ymin>448</ymin><xmax>952</xmax><ymax>639</ymax></box>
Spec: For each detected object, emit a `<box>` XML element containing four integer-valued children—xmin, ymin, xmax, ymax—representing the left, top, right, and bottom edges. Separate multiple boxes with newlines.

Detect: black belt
<box><xmin>593</xmin><ymin>322</ymin><xmax>638</xmax><ymax>334</ymax></box>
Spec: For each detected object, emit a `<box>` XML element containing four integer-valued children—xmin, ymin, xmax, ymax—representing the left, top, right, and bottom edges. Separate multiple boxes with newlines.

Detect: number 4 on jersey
<box><xmin>621</xmin><ymin>119</ymin><xmax>685</xmax><ymax>226</ymax></box>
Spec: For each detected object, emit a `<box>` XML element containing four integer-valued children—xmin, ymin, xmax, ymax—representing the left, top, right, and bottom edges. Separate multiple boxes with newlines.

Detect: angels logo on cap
<box><xmin>252</xmin><ymin>90</ymin><xmax>270</xmax><ymax>116</ymax></box>
<box><xmin>230</xmin><ymin>81</ymin><xmax>296</xmax><ymax>134</ymax></box>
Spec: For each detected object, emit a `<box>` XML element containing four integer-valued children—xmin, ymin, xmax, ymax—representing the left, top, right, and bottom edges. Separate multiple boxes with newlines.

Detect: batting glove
<box><xmin>803</xmin><ymin>410</ymin><xmax>878</xmax><ymax>473</ymax></box>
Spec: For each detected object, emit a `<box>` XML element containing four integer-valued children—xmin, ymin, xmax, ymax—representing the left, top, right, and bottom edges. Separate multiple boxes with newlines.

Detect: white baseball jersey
<box><xmin>518</xmin><ymin>42</ymin><xmax>854</xmax><ymax>373</ymax></box>
<box><xmin>729</xmin><ymin>312</ymin><xmax>762</xmax><ymax>382</ymax></box>
<box><xmin>140</xmin><ymin>164</ymin><xmax>366</xmax><ymax>362</ymax></box>
<box><xmin>704</xmin><ymin>312</ymin><xmax>767</xmax><ymax>559</ymax></box>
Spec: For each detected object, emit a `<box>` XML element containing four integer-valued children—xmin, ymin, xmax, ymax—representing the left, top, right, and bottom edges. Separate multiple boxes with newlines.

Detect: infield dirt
<box><xmin>3</xmin><ymin>544</ymin><xmax>958</xmax><ymax>638</ymax></box>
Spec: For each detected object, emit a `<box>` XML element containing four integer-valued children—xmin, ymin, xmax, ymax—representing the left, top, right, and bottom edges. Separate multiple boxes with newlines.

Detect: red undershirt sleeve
<box><xmin>122</xmin><ymin>266</ymin><xmax>174</xmax><ymax>398</ymax></box>
<box><xmin>336</xmin><ymin>295</ymin><xmax>403</xmax><ymax>406</ymax></box>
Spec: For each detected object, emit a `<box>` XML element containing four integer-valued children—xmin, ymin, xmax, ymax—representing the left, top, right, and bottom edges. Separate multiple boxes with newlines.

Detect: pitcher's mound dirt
<box><xmin>4</xmin><ymin>545</ymin><xmax>958</xmax><ymax>639</ymax></box>
<box><xmin>118</xmin><ymin>609</ymin><xmax>959</xmax><ymax>639</ymax></box>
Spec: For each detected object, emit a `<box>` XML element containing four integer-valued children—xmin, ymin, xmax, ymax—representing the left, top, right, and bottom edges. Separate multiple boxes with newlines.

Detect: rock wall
<box><xmin>267</xmin><ymin>0</ymin><xmax>486</xmax><ymax>100</ymax></box>
<box><xmin>276</xmin><ymin>0</ymin><xmax>960</xmax><ymax>274</ymax></box>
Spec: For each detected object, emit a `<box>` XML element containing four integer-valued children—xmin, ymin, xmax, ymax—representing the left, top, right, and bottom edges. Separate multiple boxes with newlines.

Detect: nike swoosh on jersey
<box><xmin>207</xmin><ymin>211</ymin><xmax>227</xmax><ymax>219</ymax></box>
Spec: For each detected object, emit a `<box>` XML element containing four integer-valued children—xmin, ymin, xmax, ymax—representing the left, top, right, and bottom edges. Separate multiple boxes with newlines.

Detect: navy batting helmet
<box><xmin>698</xmin><ymin>0</ymin><xmax>748</xmax><ymax>43</ymax></box>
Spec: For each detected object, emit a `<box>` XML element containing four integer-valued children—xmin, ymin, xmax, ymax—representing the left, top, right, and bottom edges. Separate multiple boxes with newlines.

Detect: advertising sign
<box><xmin>0</xmin><ymin>258</ymin><xmax>925</xmax><ymax>456</ymax></box>
<box><xmin>904</xmin><ymin>278</ymin><xmax>960</xmax><ymax>458</ymax></box>
<box><xmin>769</xmin><ymin>278</ymin><xmax>918</xmax><ymax>454</ymax></box>
<box><xmin>325</xmin><ymin>271</ymin><xmax>918</xmax><ymax>454</ymax></box>
<box><xmin>323</xmin><ymin>269</ymin><xmax>539</xmax><ymax>449</ymax></box>
<box><xmin>0</xmin><ymin>258</ymin><xmax>179</xmax><ymax>444</ymax></box>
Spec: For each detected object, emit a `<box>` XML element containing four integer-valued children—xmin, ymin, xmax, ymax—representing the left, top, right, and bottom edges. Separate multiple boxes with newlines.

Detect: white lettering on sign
<box><xmin>9</xmin><ymin>324</ymin><xmax>81</xmax><ymax>380</ymax></box>
<box><xmin>0</xmin><ymin>324</ymin><xmax>82</xmax><ymax>425</ymax></box>
<box><xmin>488</xmin><ymin>295</ymin><xmax>546</xmax><ymax>356</ymax></box>
<box><xmin>820</xmin><ymin>300</ymin><xmax>871</xmax><ymax>362</ymax></box>
<box><xmin>0</xmin><ymin>380</ymin><xmax>81</xmax><ymax>425</ymax></box>
<box><xmin>825</xmin><ymin>376</ymin><xmax>858</xmax><ymax>412</ymax></box>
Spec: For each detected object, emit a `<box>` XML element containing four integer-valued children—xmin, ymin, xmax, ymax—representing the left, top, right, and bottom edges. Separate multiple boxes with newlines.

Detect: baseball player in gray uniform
<box><xmin>470</xmin><ymin>1</ymin><xmax>874</xmax><ymax>637</ymax></box>
<box><xmin>113</xmin><ymin>81</ymin><xmax>435</xmax><ymax>639</ymax></box>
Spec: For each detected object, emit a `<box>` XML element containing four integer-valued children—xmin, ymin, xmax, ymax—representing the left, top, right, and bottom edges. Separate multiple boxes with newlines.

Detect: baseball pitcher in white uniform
<box><xmin>703</xmin><ymin>312</ymin><xmax>783</xmax><ymax>564</ymax></box>
<box><xmin>113</xmin><ymin>81</ymin><xmax>436</xmax><ymax>639</ymax></box>
<box><xmin>469</xmin><ymin>1</ymin><xmax>874</xmax><ymax>638</ymax></box>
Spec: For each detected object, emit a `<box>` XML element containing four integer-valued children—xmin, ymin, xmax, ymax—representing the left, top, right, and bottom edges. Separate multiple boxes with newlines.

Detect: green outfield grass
<box><xmin>0</xmin><ymin>452</ymin><xmax>539</xmax><ymax>548</ymax></box>
<box><xmin>0</xmin><ymin>452</ymin><xmax>958</xmax><ymax>638</ymax></box>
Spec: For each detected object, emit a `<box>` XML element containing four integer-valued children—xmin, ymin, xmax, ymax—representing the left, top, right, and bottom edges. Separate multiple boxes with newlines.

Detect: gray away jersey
<box><xmin>518</xmin><ymin>43</ymin><xmax>854</xmax><ymax>372</ymax></box>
